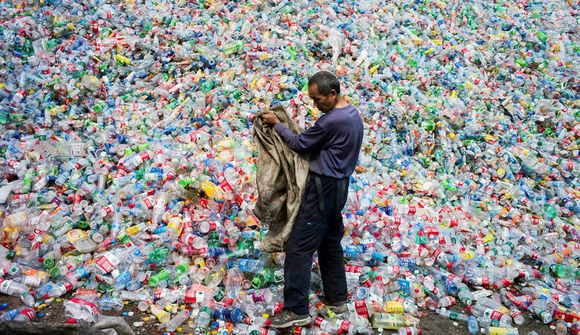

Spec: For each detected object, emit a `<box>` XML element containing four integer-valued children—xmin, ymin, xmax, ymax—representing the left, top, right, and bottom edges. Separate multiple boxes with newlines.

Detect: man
<box><xmin>261</xmin><ymin>71</ymin><xmax>364</xmax><ymax>328</ymax></box>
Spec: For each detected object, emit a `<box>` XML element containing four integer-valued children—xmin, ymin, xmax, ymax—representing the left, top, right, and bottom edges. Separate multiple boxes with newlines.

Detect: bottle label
<box><xmin>488</xmin><ymin>327</ymin><xmax>514</xmax><ymax>335</ymax></box>
<box><xmin>380</xmin><ymin>313</ymin><xmax>404</xmax><ymax>330</ymax></box>
<box><xmin>313</xmin><ymin>316</ymin><xmax>325</xmax><ymax>327</ymax></box>
<box><xmin>345</xmin><ymin>264</ymin><xmax>363</xmax><ymax>273</ymax></box>
<box><xmin>185</xmin><ymin>287</ymin><xmax>206</xmax><ymax>304</ymax></box>
<box><xmin>63</xmin><ymin>282</ymin><xmax>74</xmax><ymax>292</ymax></box>
<box><xmin>219</xmin><ymin>177</ymin><xmax>234</xmax><ymax>193</ymax></box>
<box><xmin>70</xmin><ymin>297</ymin><xmax>100</xmax><ymax>316</ymax></box>
<box><xmin>95</xmin><ymin>253</ymin><xmax>117</xmax><ymax>273</ymax></box>
<box><xmin>143</xmin><ymin>197</ymin><xmax>154</xmax><ymax>209</ymax></box>
<box><xmin>292</xmin><ymin>327</ymin><xmax>304</xmax><ymax>335</ymax></box>
<box><xmin>354</xmin><ymin>300</ymin><xmax>369</xmax><ymax>317</ymax></box>
<box><xmin>19</xmin><ymin>308</ymin><xmax>35</xmax><ymax>321</ymax></box>
<box><xmin>385</xmin><ymin>301</ymin><xmax>404</xmax><ymax>313</ymax></box>
<box><xmin>22</xmin><ymin>269</ymin><xmax>47</xmax><ymax>287</ymax></box>
<box><xmin>0</xmin><ymin>279</ymin><xmax>12</xmax><ymax>294</ymax></box>
<box><xmin>338</xmin><ymin>320</ymin><xmax>350</xmax><ymax>333</ymax></box>
<box><xmin>553</xmin><ymin>307</ymin><xmax>580</xmax><ymax>323</ymax></box>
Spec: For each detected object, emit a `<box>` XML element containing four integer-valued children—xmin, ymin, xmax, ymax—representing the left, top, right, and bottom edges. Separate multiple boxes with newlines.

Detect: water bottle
<box><xmin>195</xmin><ymin>306</ymin><xmax>212</xmax><ymax>329</ymax></box>
<box><xmin>13</xmin><ymin>307</ymin><xmax>35</xmax><ymax>321</ymax></box>
<box><xmin>165</xmin><ymin>309</ymin><xmax>190</xmax><ymax>331</ymax></box>
<box><xmin>0</xmin><ymin>278</ymin><xmax>29</xmax><ymax>297</ymax></box>
<box><xmin>468</xmin><ymin>315</ymin><xmax>479</xmax><ymax>335</ymax></box>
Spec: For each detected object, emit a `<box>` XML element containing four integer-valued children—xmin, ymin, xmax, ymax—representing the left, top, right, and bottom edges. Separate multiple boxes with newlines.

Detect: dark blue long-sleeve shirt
<box><xmin>274</xmin><ymin>104</ymin><xmax>364</xmax><ymax>179</ymax></box>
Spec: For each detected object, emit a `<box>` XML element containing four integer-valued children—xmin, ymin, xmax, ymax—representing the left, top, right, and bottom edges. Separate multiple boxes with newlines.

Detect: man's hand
<box><xmin>261</xmin><ymin>112</ymin><xmax>280</xmax><ymax>126</ymax></box>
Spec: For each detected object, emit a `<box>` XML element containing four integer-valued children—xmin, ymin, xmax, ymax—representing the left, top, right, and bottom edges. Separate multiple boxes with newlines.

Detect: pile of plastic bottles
<box><xmin>0</xmin><ymin>0</ymin><xmax>578</xmax><ymax>334</ymax></box>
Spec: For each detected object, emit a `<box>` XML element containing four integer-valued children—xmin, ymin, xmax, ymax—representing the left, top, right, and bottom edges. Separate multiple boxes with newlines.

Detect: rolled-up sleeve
<box><xmin>274</xmin><ymin>122</ymin><xmax>327</xmax><ymax>154</ymax></box>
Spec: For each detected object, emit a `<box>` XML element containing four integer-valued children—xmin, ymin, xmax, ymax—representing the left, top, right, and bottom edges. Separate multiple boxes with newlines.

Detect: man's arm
<box><xmin>274</xmin><ymin>122</ymin><xmax>327</xmax><ymax>154</ymax></box>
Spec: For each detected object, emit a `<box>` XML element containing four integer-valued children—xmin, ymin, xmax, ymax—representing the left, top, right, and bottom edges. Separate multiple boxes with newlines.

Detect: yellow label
<box><xmin>496</xmin><ymin>306</ymin><xmax>510</xmax><ymax>314</ymax></box>
<box><xmin>126</xmin><ymin>224</ymin><xmax>142</xmax><ymax>236</ymax></box>
<box><xmin>484</xmin><ymin>134</ymin><xmax>495</xmax><ymax>142</ymax></box>
<box><xmin>115</xmin><ymin>54</ymin><xmax>131</xmax><ymax>65</ymax></box>
<box><xmin>461</xmin><ymin>250</ymin><xmax>475</xmax><ymax>260</ymax></box>
<box><xmin>483</xmin><ymin>233</ymin><xmax>495</xmax><ymax>244</ymax></box>
<box><xmin>67</xmin><ymin>229</ymin><xmax>87</xmax><ymax>243</ymax></box>
<box><xmin>193</xmin><ymin>258</ymin><xmax>206</xmax><ymax>269</ymax></box>
<box><xmin>384</xmin><ymin>301</ymin><xmax>404</xmax><ymax>314</ymax></box>
<box><xmin>153</xmin><ymin>309</ymin><xmax>170</xmax><ymax>323</ymax></box>
<box><xmin>489</xmin><ymin>327</ymin><xmax>518</xmax><ymax>335</ymax></box>
<box><xmin>167</xmin><ymin>217</ymin><xmax>183</xmax><ymax>236</ymax></box>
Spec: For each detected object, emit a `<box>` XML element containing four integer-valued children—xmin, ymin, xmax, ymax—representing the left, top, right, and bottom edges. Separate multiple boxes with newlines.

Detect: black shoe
<box><xmin>327</xmin><ymin>301</ymin><xmax>349</xmax><ymax>315</ymax></box>
<box><xmin>269</xmin><ymin>310</ymin><xmax>311</xmax><ymax>328</ymax></box>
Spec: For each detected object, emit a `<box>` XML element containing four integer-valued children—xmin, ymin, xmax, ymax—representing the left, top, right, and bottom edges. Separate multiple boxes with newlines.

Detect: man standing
<box><xmin>261</xmin><ymin>71</ymin><xmax>364</xmax><ymax>328</ymax></box>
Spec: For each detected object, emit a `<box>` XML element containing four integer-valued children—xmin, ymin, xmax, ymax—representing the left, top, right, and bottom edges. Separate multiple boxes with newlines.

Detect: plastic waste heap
<box><xmin>0</xmin><ymin>0</ymin><xmax>578</xmax><ymax>334</ymax></box>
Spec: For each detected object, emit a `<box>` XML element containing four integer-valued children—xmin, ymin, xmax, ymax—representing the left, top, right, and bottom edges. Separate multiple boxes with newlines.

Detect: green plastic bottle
<box><xmin>549</xmin><ymin>264</ymin><xmax>579</xmax><ymax>279</ymax></box>
<box><xmin>148</xmin><ymin>269</ymin><xmax>170</xmax><ymax>287</ymax></box>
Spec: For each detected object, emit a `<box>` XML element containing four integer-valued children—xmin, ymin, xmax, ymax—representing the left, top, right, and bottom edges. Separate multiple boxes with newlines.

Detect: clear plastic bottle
<box><xmin>165</xmin><ymin>309</ymin><xmax>190</xmax><ymax>331</ymax></box>
<box><xmin>13</xmin><ymin>307</ymin><xmax>35</xmax><ymax>322</ymax></box>
<box><xmin>0</xmin><ymin>278</ymin><xmax>29</xmax><ymax>297</ymax></box>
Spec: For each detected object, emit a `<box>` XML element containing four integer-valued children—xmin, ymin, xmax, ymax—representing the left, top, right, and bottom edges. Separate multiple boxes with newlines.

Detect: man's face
<box><xmin>308</xmin><ymin>83</ymin><xmax>337</xmax><ymax>113</ymax></box>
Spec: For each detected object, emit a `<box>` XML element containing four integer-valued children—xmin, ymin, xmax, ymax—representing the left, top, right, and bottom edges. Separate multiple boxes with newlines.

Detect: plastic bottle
<box><xmin>0</xmin><ymin>279</ymin><xmax>29</xmax><ymax>297</ymax></box>
<box><xmin>370</xmin><ymin>313</ymin><xmax>405</xmax><ymax>330</ymax></box>
<box><xmin>63</xmin><ymin>298</ymin><xmax>100</xmax><ymax>322</ymax></box>
<box><xmin>531</xmin><ymin>298</ymin><xmax>555</xmax><ymax>324</ymax></box>
<box><xmin>165</xmin><ymin>309</ymin><xmax>190</xmax><ymax>331</ymax></box>
<box><xmin>468</xmin><ymin>315</ymin><xmax>479</xmax><ymax>335</ymax></box>
<box><xmin>195</xmin><ymin>307</ymin><xmax>212</xmax><ymax>329</ymax></box>
<box><xmin>150</xmin><ymin>303</ymin><xmax>171</xmax><ymax>324</ymax></box>
<box><xmin>13</xmin><ymin>307</ymin><xmax>35</xmax><ymax>322</ymax></box>
<box><xmin>481</xmin><ymin>327</ymin><xmax>519</xmax><ymax>335</ymax></box>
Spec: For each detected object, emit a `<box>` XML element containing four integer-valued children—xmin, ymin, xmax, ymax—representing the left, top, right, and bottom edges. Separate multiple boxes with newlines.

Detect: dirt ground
<box><xmin>0</xmin><ymin>295</ymin><xmax>556</xmax><ymax>335</ymax></box>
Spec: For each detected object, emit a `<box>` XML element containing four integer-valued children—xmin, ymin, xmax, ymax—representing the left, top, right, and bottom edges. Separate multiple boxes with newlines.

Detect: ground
<box><xmin>0</xmin><ymin>295</ymin><xmax>556</xmax><ymax>335</ymax></box>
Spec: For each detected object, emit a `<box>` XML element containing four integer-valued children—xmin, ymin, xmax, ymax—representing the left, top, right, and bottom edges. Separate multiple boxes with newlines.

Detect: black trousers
<box><xmin>283</xmin><ymin>172</ymin><xmax>349</xmax><ymax>315</ymax></box>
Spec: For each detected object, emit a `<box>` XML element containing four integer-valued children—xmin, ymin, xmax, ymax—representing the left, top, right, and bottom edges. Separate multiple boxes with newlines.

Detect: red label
<box><xmin>235</xmin><ymin>194</ymin><xmax>244</xmax><ymax>206</ymax></box>
<box><xmin>19</xmin><ymin>308</ymin><xmax>35</xmax><ymax>320</ymax></box>
<box><xmin>186</xmin><ymin>287</ymin><xmax>207</xmax><ymax>304</ymax></box>
<box><xmin>104</xmin><ymin>205</ymin><xmax>113</xmax><ymax>215</ymax></box>
<box><xmin>143</xmin><ymin>197</ymin><xmax>154</xmax><ymax>209</ymax></box>
<box><xmin>489</xmin><ymin>310</ymin><xmax>503</xmax><ymax>321</ymax></box>
<box><xmin>70</xmin><ymin>298</ymin><xmax>100</xmax><ymax>315</ymax></box>
<box><xmin>140</xmin><ymin>152</ymin><xmax>151</xmax><ymax>161</ymax></box>
<box><xmin>339</xmin><ymin>320</ymin><xmax>351</xmax><ymax>333</ymax></box>
<box><xmin>345</xmin><ymin>265</ymin><xmax>363</xmax><ymax>273</ymax></box>
<box><xmin>482</xmin><ymin>277</ymin><xmax>490</xmax><ymax>287</ymax></box>
<box><xmin>408</xmin><ymin>205</ymin><xmax>416</xmax><ymax>215</ymax></box>
<box><xmin>292</xmin><ymin>327</ymin><xmax>304</xmax><ymax>334</ymax></box>
<box><xmin>449</xmin><ymin>218</ymin><xmax>458</xmax><ymax>227</ymax></box>
<box><xmin>200</xmin><ymin>198</ymin><xmax>208</xmax><ymax>208</ymax></box>
<box><xmin>313</xmin><ymin>317</ymin><xmax>324</xmax><ymax>327</ymax></box>
<box><xmin>219</xmin><ymin>177</ymin><xmax>234</xmax><ymax>193</ymax></box>
<box><xmin>272</xmin><ymin>303</ymin><xmax>284</xmax><ymax>315</ymax></box>
<box><xmin>432</xmin><ymin>249</ymin><xmax>443</xmax><ymax>259</ymax></box>
<box><xmin>95</xmin><ymin>255</ymin><xmax>114</xmax><ymax>273</ymax></box>
<box><xmin>354</xmin><ymin>300</ymin><xmax>369</xmax><ymax>317</ymax></box>
<box><xmin>554</xmin><ymin>308</ymin><xmax>580</xmax><ymax>323</ymax></box>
